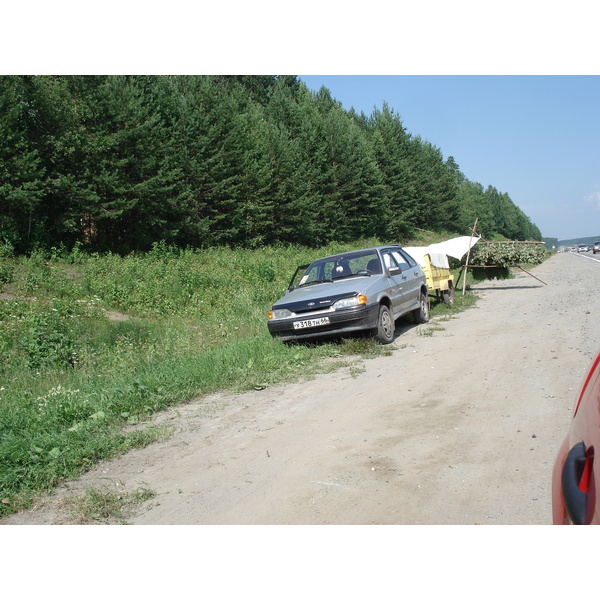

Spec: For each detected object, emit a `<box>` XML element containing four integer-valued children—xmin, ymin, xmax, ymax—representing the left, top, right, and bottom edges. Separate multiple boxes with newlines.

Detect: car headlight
<box><xmin>269</xmin><ymin>308</ymin><xmax>292</xmax><ymax>319</ymax></box>
<box><xmin>332</xmin><ymin>295</ymin><xmax>367</xmax><ymax>310</ymax></box>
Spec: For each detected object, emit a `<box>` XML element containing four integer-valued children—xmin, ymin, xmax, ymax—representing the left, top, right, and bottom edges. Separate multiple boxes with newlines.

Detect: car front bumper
<box><xmin>267</xmin><ymin>303</ymin><xmax>380</xmax><ymax>342</ymax></box>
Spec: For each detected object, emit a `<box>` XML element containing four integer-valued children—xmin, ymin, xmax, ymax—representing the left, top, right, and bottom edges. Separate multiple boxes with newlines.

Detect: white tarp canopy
<box><xmin>404</xmin><ymin>236</ymin><xmax>480</xmax><ymax>269</ymax></box>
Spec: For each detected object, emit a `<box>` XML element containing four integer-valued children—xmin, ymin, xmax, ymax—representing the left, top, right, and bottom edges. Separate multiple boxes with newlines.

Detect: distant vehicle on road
<box><xmin>552</xmin><ymin>350</ymin><xmax>600</xmax><ymax>524</ymax></box>
<box><xmin>593</xmin><ymin>241</ymin><xmax>600</xmax><ymax>254</ymax></box>
<box><xmin>578</xmin><ymin>245</ymin><xmax>588</xmax><ymax>253</ymax></box>
<box><xmin>267</xmin><ymin>246</ymin><xmax>429</xmax><ymax>344</ymax></box>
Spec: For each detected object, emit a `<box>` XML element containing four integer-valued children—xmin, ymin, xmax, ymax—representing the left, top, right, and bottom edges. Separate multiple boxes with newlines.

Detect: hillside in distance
<box><xmin>558</xmin><ymin>235</ymin><xmax>600</xmax><ymax>247</ymax></box>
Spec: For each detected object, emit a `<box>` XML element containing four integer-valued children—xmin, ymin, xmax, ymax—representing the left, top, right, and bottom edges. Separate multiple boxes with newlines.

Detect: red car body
<box><xmin>552</xmin><ymin>351</ymin><xmax>600</xmax><ymax>524</ymax></box>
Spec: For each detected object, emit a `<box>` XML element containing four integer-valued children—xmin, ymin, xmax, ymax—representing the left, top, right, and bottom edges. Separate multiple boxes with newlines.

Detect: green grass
<box><xmin>61</xmin><ymin>484</ymin><xmax>157</xmax><ymax>524</ymax></box>
<box><xmin>0</xmin><ymin>239</ymin><xmax>481</xmax><ymax>516</ymax></box>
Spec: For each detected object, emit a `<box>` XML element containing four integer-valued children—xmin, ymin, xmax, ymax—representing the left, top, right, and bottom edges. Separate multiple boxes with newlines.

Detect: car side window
<box><xmin>391</xmin><ymin>251</ymin><xmax>408</xmax><ymax>270</ymax></box>
<box><xmin>382</xmin><ymin>251</ymin><xmax>400</xmax><ymax>271</ymax></box>
<box><xmin>393</xmin><ymin>249</ymin><xmax>416</xmax><ymax>269</ymax></box>
<box><xmin>400</xmin><ymin>249</ymin><xmax>417</xmax><ymax>268</ymax></box>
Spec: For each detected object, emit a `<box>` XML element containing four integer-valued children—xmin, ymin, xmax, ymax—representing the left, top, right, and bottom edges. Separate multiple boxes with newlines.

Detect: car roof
<box><xmin>309</xmin><ymin>246</ymin><xmax>402</xmax><ymax>262</ymax></box>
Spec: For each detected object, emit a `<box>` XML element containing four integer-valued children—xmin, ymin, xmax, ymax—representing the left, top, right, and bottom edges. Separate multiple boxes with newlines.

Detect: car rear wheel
<box><xmin>374</xmin><ymin>304</ymin><xmax>394</xmax><ymax>344</ymax></box>
<box><xmin>413</xmin><ymin>291</ymin><xmax>430</xmax><ymax>324</ymax></box>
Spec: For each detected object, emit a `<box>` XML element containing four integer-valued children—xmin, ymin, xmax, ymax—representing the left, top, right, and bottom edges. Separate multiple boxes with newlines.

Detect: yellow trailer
<box><xmin>421</xmin><ymin>253</ymin><xmax>455</xmax><ymax>305</ymax></box>
<box><xmin>404</xmin><ymin>236</ymin><xmax>479</xmax><ymax>306</ymax></box>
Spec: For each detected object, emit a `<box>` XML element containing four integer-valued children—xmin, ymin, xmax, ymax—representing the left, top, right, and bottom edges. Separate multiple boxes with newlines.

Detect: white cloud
<box><xmin>584</xmin><ymin>192</ymin><xmax>600</xmax><ymax>210</ymax></box>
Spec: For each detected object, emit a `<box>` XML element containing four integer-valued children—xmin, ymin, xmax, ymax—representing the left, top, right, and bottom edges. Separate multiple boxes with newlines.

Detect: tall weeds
<box><xmin>0</xmin><ymin>241</ymin><xmax>384</xmax><ymax>513</ymax></box>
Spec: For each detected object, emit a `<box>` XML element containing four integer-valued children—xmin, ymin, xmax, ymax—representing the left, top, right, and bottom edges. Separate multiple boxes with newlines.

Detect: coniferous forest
<box><xmin>0</xmin><ymin>75</ymin><xmax>541</xmax><ymax>254</ymax></box>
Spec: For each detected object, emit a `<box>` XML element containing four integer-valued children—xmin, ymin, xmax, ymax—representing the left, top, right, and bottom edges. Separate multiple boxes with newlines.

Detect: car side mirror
<box><xmin>388</xmin><ymin>266</ymin><xmax>400</xmax><ymax>276</ymax></box>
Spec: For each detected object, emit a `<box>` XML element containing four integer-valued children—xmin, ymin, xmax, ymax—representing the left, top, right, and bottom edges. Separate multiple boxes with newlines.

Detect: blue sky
<box><xmin>300</xmin><ymin>76</ymin><xmax>600</xmax><ymax>242</ymax></box>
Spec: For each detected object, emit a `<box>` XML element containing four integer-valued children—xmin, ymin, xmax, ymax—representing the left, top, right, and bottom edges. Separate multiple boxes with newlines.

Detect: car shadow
<box><xmin>392</xmin><ymin>316</ymin><xmax>421</xmax><ymax>339</ymax></box>
<box><xmin>281</xmin><ymin>314</ymin><xmax>421</xmax><ymax>347</ymax></box>
<box><xmin>472</xmin><ymin>284</ymin><xmax>544</xmax><ymax>291</ymax></box>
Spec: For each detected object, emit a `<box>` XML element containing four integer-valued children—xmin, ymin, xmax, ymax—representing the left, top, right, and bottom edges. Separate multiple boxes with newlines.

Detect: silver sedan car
<box><xmin>267</xmin><ymin>246</ymin><xmax>429</xmax><ymax>344</ymax></box>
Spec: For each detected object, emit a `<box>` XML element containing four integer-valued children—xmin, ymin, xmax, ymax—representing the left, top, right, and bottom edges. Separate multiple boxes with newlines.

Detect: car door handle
<box><xmin>561</xmin><ymin>441</ymin><xmax>592</xmax><ymax>525</ymax></box>
<box><xmin>401</xmin><ymin>275</ymin><xmax>407</xmax><ymax>280</ymax></box>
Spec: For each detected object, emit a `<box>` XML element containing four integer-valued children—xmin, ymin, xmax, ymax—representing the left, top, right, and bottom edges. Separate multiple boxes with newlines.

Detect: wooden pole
<box><xmin>465</xmin><ymin>265</ymin><xmax>547</xmax><ymax>286</ymax></box>
<box><xmin>515</xmin><ymin>266</ymin><xmax>547</xmax><ymax>285</ymax></box>
<box><xmin>462</xmin><ymin>218</ymin><xmax>478</xmax><ymax>295</ymax></box>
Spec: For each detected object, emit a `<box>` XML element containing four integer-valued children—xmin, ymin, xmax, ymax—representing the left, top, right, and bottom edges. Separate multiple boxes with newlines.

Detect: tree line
<box><xmin>0</xmin><ymin>75</ymin><xmax>541</xmax><ymax>254</ymax></box>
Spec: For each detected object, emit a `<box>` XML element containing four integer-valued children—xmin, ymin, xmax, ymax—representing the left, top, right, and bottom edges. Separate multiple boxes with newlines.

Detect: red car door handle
<box><xmin>561</xmin><ymin>442</ymin><xmax>590</xmax><ymax>525</ymax></box>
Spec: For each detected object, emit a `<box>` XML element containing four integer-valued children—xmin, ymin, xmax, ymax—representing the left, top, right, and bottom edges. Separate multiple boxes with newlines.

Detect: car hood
<box><xmin>272</xmin><ymin>276</ymin><xmax>378</xmax><ymax>311</ymax></box>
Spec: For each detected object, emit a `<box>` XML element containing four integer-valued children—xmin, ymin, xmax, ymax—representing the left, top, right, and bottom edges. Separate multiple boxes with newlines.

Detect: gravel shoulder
<box><xmin>3</xmin><ymin>251</ymin><xmax>600</xmax><ymax>525</ymax></box>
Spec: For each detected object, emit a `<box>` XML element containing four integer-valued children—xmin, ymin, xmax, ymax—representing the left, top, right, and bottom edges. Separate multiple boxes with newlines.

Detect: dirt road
<box><xmin>4</xmin><ymin>251</ymin><xmax>600</xmax><ymax>525</ymax></box>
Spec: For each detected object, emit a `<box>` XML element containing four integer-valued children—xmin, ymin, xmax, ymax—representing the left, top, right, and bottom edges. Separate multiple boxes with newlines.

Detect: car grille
<box><xmin>275</xmin><ymin>292</ymin><xmax>356</xmax><ymax>315</ymax></box>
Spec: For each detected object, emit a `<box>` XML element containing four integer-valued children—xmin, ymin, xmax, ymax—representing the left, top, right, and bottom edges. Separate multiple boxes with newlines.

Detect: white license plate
<box><xmin>293</xmin><ymin>316</ymin><xmax>330</xmax><ymax>330</ymax></box>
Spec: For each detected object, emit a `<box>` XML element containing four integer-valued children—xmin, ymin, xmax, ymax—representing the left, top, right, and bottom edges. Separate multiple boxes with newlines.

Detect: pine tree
<box><xmin>456</xmin><ymin>179</ymin><xmax>494</xmax><ymax>236</ymax></box>
<box><xmin>264</xmin><ymin>80</ymin><xmax>322</xmax><ymax>245</ymax></box>
<box><xmin>369</xmin><ymin>103</ymin><xmax>418</xmax><ymax>238</ymax></box>
<box><xmin>70</xmin><ymin>75</ymin><xmax>184</xmax><ymax>252</ymax></box>
<box><xmin>0</xmin><ymin>76</ymin><xmax>46</xmax><ymax>252</ymax></box>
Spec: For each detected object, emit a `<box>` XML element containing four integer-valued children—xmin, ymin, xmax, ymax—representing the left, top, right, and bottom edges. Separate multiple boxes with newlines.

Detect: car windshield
<box><xmin>298</xmin><ymin>250</ymin><xmax>382</xmax><ymax>286</ymax></box>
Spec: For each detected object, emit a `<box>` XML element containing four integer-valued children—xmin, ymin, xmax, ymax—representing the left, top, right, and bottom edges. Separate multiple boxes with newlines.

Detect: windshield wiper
<box><xmin>299</xmin><ymin>279</ymin><xmax>328</xmax><ymax>287</ymax></box>
<box><xmin>332</xmin><ymin>272</ymin><xmax>370</xmax><ymax>281</ymax></box>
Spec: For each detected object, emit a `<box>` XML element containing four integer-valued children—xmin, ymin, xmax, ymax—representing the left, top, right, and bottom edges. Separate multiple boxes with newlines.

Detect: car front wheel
<box><xmin>374</xmin><ymin>304</ymin><xmax>394</xmax><ymax>344</ymax></box>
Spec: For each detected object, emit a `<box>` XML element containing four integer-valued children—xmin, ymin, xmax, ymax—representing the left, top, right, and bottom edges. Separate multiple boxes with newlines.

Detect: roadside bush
<box><xmin>0</xmin><ymin>260</ymin><xmax>14</xmax><ymax>288</ymax></box>
<box><xmin>470</xmin><ymin>242</ymin><xmax>548</xmax><ymax>268</ymax></box>
<box><xmin>0</xmin><ymin>240</ymin><xmax>15</xmax><ymax>289</ymax></box>
<box><xmin>22</xmin><ymin>311</ymin><xmax>79</xmax><ymax>371</ymax></box>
